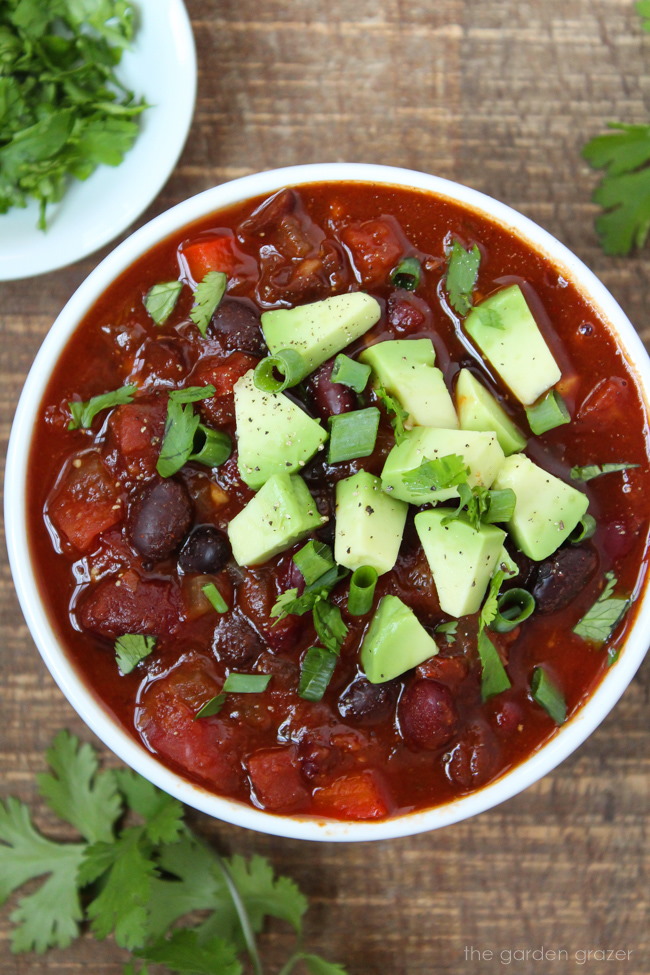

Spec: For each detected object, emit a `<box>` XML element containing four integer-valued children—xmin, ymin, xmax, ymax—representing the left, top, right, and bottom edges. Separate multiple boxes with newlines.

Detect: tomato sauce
<box><xmin>27</xmin><ymin>182</ymin><xmax>650</xmax><ymax>821</ymax></box>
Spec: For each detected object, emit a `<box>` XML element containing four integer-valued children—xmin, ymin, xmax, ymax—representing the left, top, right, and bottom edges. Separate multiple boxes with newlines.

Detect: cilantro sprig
<box><xmin>0</xmin><ymin>731</ymin><xmax>349</xmax><ymax>974</ymax></box>
<box><xmin>444</xmin><ymin>240</ymin><xmax>481</xmax><ymax>316</ymax></box>
<box><xmin>476</xmin><ymin>571</ymin><xmax>512</xmax><ymax>700</ymax></box>
<box><xmin>572</xmin><ymin>571</ymin><xmax>630</xmax><ymax>648</ymax></box>
<box><xmin>68</xmin><ymin>383</ymin><xmax>136</xmax><ymax>430</ymax></box>
<box><xmin>570</xmin><ymin>462</ymin><xmax>640</xmax><ymax>482</ymax></box>
<box><xmin>156</xmin><ymin>384</ymin><xmax>222</xmax><ymax>478</ymax></box>
<box><xmin>374</xmin><ymin>384</ymin><xmax>409</xmax><ymax>444</ymax></box>
<box><xmin>190</xmin><ymin>271</ymin><xmax>228</xmax><ymax>336</ymax></box>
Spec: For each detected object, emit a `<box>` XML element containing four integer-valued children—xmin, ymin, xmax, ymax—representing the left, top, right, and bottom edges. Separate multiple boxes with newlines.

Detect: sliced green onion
<box><xmin>253</xmin><ymin>349</ymin><xmax>307</xmax><ymax>392</ymax></box>
<box><xmin>390</xmin><ymin>256</ymin><xmax>421</xmax><ymax>291</ymax></box>
<box><xmin>347</xmin><ymin>565</ymin><xmax>378</xmax><ymax>616</ymax></box>
<box><xmin>190</xmin><ymin>425</ymin><xmax>231</xmax><ymax>467</ymax></box>
<box><xmin>525</xmin><ymin>389</ymin><xmax>571</xmax><ymax>435</ymax></box>
<box><xmin>327</xmin><ymin>407</ymin><xmax>380</xmax><ymax>464</ymax></box>
<box><xmin>483</xmin><ymin>488</ymin><xmax>516</xmax><ymax>524</ymax></box>
<box><xmin>330</xmin><ymin>353</ymin><xmax>371</xmax><ymax>393</ymax></box>
<box><xmin>491</xmin><ymin>588</ymin><xmax>536</xmax><ymax>633</ymax></box>
<box><xmin>531</xmin><ymin>666</ymin><xmax>567</xmax><ymax>724</ymax></box>
<box><xmin>195</xmin><ymin>693</ymin><xmax>226</xmax><ymax>719</ymax></box>
<box><xmin>202</xmin><ymin>582</ymin><xmax>229</xmax><ymax>613</ymax></box>
<box><xmin>569</xmin><ymin>514</ymin><xmax>597</xmax><ymax>544</ymax></box>
<box><xmin>477</xmin><ymin>630</ymin><xmax>511</xmax><ymax>700</ymax></box>
<box><xmin>293</xmin><ymin>540</ymin><xmax>335</xmax><ymax>586</ymax></box>
<box><xmin>298</xmin><ymin>647</ymin><xmax>338</xmax><ymax>701</ymax></box>
<box><xmin>222</xmin><ymin>673</ymin><xmax>271</xmax><ymax>694</ymax></box>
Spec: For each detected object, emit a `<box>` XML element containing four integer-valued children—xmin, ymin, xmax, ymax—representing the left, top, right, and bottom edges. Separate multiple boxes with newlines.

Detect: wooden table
<box><xmin>1</xmin><ymin>1</ymin><xmax>648</xmax><ymax>972</ymax></box>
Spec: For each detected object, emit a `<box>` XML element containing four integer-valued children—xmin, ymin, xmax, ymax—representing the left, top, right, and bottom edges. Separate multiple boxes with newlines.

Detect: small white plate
<box><xmin>0</xmin><ymin>0</ymin><xmax>197</xmax><ymax>281</ymax></box>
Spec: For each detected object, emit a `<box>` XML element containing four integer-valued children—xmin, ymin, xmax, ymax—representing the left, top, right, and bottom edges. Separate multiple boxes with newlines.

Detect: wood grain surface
<box><xmin>1</xmin><ymin>1</ymin><xmax>649</xmax><ymax>973</ymax></box>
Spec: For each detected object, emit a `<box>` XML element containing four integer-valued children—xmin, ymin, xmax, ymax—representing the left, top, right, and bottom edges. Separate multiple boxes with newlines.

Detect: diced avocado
<box><xmin>261</xmin><ymin>293</ymin><xmax>381</xmax><ymax>376</ymax></box>
<box><xmin>334</xmin><ymin>471</ymin><xmax>408</xmax><ymax>575</ymax></box>
<box><xmin>381</xmin><ymin>427</ymin><xmax>505</xmax><ymax>505</ymax></box>
<box><xmin>233</xmin><ymin>371</ymin><xmax>327</xmax><ymax>489</ymax></box>
<box><xmin>455</xmin><ymin>368</ymin><xmax>526</xmax><ymax>455</ymax></box>
<box><xmin>492</xmin><ymin>454</ymin><xmax>589</xmax><ymax>561</ymax></box>
<box><xmin>228</xmin><ymin>473</ymin><xmax>323</xmax><ymax>566</ymax></box>
<box><xmin>360</xmin><ymin>595</ymin><xmax>439</xmax><ymax>683</ymax></box>
<box><xmin>359</xmin><ymin>338</ymin><xmax>458</xmax><ymax>429</ymax></box>
<box><xmin>464</xmin><ymin>285</ymin><xmax>561</xmax><ymax>405</ymax></box>
<box><xmin>415</xmin><ymin>510</ymin><xmax>506</xmax><ymax>618</ymax></box>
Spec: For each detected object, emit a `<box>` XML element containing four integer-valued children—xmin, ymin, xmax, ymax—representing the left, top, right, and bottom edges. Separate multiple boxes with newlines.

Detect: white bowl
<box><xmin>6</xmin><ymin>163</ymin><xmax>650</xmax><ymax>841</ymax></box>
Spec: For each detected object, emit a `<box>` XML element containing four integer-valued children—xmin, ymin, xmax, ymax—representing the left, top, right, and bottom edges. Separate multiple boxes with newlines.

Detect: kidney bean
<box><xmin>306</xmin><ymin>358</ymin><xmax>356</xmax><ymax>421</ymax></box>
<box><xmin>238</xmin><ymin>188</ymin><xmax>298</xmax><ymax>237</ymax></box>
<box><xmin>178</xmin><ymin>525</ymin><xmax>231</xmax><ymax>574</ymax></box>
<box><xmin>398</xmin><ymin>679</ymin><xmax>458</xmax><ymax>750</ymax></box>
<box><xmin>209</xmin><ymin>298</ymin><xmax>266</xmax><ymax>356</ymax></box>
<box><xmin>276</xmin><ymin>551</ymin><xmax>306</xmax><ymax>596</ymax></box>
<box><xmin>445</xmin><ymin>721</ymin><xmax>499</xmax><ymax>789</ymax></box>
<box><xmin>490</xmin><ymin>699</ymin><xmax>524</xmax><ymax>738</ymax></box>
<box><xmin>337</xmin><ymin>677</ymin><xmax>399</xmax><ymax>726</ymax></box>
<box><xmin>298</xmin><ymin>735</ymin><xmax>342</xmax><ymax>785</ymax></box>
<box><xmin>78</xmin><ymin>568</ymin><xmax>184</xmax><ymax>638</ymax></box>
<box><xmin>211</xmin><ymin>609</ymin><xmax>265</xmax><ymax>666</ymax></box>
<box><xmin>128</xmin><ymin>478</ymin><xmax>193</xmax><ymax>561</ymax></box>
<box><xmin>532</xmin><ymin>544</ymin><xmax>599</xmax><ymax>615</ymax></box>
<box><xmin>387</xmin><ymin>291</ymin><xmax>433</xmax><ymax>335</ymax></box>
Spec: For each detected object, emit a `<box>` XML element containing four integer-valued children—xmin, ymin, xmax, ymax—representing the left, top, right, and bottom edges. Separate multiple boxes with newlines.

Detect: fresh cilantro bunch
<box><xmin>0</xmin><ymin>731</ymin><xmax>348</xmax><ymax>975</ymax></box>
<box><xmin>582</xmin><ymin>1</ymin><xmax>650</xmax><ymax>254</ymax></box>
<box><xmin>0</xmin><ymin>0</ymin><xmax>147</xmax><ymax>228</ymax></box>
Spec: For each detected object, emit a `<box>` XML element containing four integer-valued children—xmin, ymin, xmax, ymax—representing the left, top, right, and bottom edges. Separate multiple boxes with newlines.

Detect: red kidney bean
<box><xmin>445</xmin><ymin>721</ymin><xmax>499</xmax><ymax>789</ymax></box>
<box><xmin>337</xmin><ymin>677</ymin><xmax>399</xmax><ymax>726</ymax></box>
<box><xmin>306</xmin><ymin>358</ymin><xmax>356</xmax><ymax>421</ymax></box>
<box><xmin>387</xmin><ymin>291</ymin><xmax>433</xmax><ymax>335</ymax></box>
<box><xmin>398</xmin><ymin>679</ymin><xmax>458</xmax><ymax>750</ymax></box>
<box><xmin>298</xmin><ymin>735</ymin><xmax>342</xmax><ymax>785</ymax></box>
<box><xmin>178</xmin><ymin>525</ymin><xmax>231</xmax><ymax>574</ymax></box>
<box><xmin>128</xmin><ymin>478</ymin><xmax>193</xmax><ymax>561</ymax></box>
<box><xmin>532</xmin><ymin>544</ymin><xmax>599</xmax><ymax>615</ymax></box>
<box><xmin>490</xmin><ymin>699</ymin><xmax>524</xmax><ymax>738</ymax></box>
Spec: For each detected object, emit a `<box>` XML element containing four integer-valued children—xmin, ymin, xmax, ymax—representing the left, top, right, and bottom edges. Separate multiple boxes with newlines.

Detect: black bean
<box><xmin>178</xmin><ymin>525</ymin><xmax>231</xmax><ymax>574</ymax></box>
<box><xmin>306</xmin><ymin>358</ymin><xmax>356</xmax><ymax>421</ymax></box>
<box><xmin>209</xmin><ymin>298</ymin><xmax>266</xmax><ymax>356</ymax></box>
<box><xmin>338</xmin><ymin>677</ymin><xmax>399</xmax><ymax>726</ymax></box>
<box><xmin>398</xmin><ymin>679</ymin><xmax>458</xmax><ymax>750</ymax></box>
<box><xmin>531</xmin><ymin>544</ymin><xmax>599</xmax><ymax>615</ymax></box>
<box><xmin>128</xmin><ymin>478</ymin><xmax>193</xmax><ymax>561</ymax></box>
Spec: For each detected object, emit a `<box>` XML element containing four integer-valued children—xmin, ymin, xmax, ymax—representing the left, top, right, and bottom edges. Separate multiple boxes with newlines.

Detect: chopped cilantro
<box><xmin>442</xmin><ymin>484</ymin><xmax>516</xmax><ymax>531</ymax></box>
<box><xmin>189</xmin><ymin>271</ymin><xmax>228</xmax><ymax>336</ymax></box>
<box><xmin>374</xmin><ymin>383</ymin><xmax>409</xmax><ymax>444</ymax></box>
<box><xmin>572</xmin><ymin>571</ymin><xmax>630</xmax><ymax>645</ymax></box>
<box><xmin>144</xmin><ymin>281</ymin><xmax>183</xmax><ymax>326</ymax></box>
<box><xmin>434</xmin><ymin>620</ymin><xmax>458</xmax><ymax>644</ymax></box>
<box><xmin>195</xmin><ymin>694</ymin><xmax>227</xmax><ymax>719</ymax></box>
<box><xmin>401</xmin><ymin>453</ymin><xmax>469</xmax><ymax>494</ymax></box>
<box><xmin>156</xmin><ymin>385</ymin><xmax>216</xmax><ymax>478</ymax></box>
<box><xmin>114</xmin><ymin>634</ymin><xmax>156</xmax><ymax>675</ymax></box>
<box><xmin>298</xmin><ymin>646</ymin><xmax>338</xmax><ymax>701</ymax></box>
<box><xmin>570</xmin><ymin>462</ymin><xmax>640</xmax><ymax>482</ymax></box>
<box><xmin>313</xmin><ymin>598</ymin><xmax>348</xmax><ymax>654</ymax></box>
<box><xmin>531</xmin><ymin>667</ymin><xmax>567</xmax><ymax>725</ymax></box>
<box><xmin>445</xmin><ymin>240</ymin><xmax>481</xmax><ymax>315</ymax></box>
<box><xmin>479</xmin><ymin>570</ymin><xmax>506</xmax><ymax>632</ymax></box>
<box><xmin>68</xmin><ymin>383</ymin><xmax>136</xmax><ymax>430</ymax></box>
<box><xmin>476</xmin><ymin>307</ymin><xmax>504</xmax><ymax>330</ymax></box>
<box><xmin>477</xmin><ymin>629</ymin><xmax>511</xmax><ymax>700</ymax></box>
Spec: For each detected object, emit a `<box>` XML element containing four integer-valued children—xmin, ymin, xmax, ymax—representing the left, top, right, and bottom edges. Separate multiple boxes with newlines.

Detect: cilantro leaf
<box><xmin>135</xmin><ymin>929</ymin><xmax>242</xmax><ymax>975</ymax></box>
<box><xmin>225</xmin><ymin>854</ymin><xmax>308</xmax><ymax>935</ymax></box>
<box><xmin>442</xmin><ymin>484</ymin><xmax>516</xmax><ymax>532</ymax></box>
<box><xmin>313</xmin><ymin>598</ymin><xmax>348</xmax><ymax>654</ymax></box>
<box><xmin>374</xmin><ymin>383</ymin><xmax>409</xmax><ymax>443</ymax></box>
<box><xmin>477</xmin><ymin>629</ymin><xmax>511</xmax><ymax>700</ymax></box>
<box><xmin>434</xmin><ymin>620</ymin><xmax>458</xmax><ymax>644</ymax></box>
<box><xmin>475</xmin><ymin>306</ymin><xmax>504</xmax><ymax>329</ymax></box>
<box><xmin>401</xmin><ymin>453</ymin><xmax>469</xmax><ymax>495</ymax></box>
<box><xmin>189</xmin><ymin>271</ymin><xmax>228</xmax><ymax>336</ymax></box>
<box><xmin>195</xmin><ymin>693</ymin><xmax>227</xmax><ymax>718</ymax></box>
<box><xmin>638</xmin><ymin>0</ymin><xmax>650</xmax><ymax>30</ymax></box>
<box><xmin>68</xmin><ymin>383</ymin><xmax>136</xmax><ymax>430</ymax></box>
<box><xmin>300</xmin><ymin>954</ymin><xmax>351</xmax><ymax>975</ymax></box>
<box><xmin>0</xmin><ymin>796</ymin><xmax>85</xmax><ymax>952</ymax></box>
<box><xmin>115</xmin><ymin>634</ymin><xmax>157</xmax><ymax>675</ymax></box>
<box><xmin>156</xmin><ymin>385</ymin><xmax>217</xmax><ymax>477</ymax></box>
<box><xmin>573</xmin><ymin>572</ymin><xmax>630</xmax><ymax>645</ymax></box>
<box><xmin>570</xmin><ymin>461</ymin><xmax>639</xmax><ymax>482</ymax></box>
<box><xmin>445</xmin><ymin>240</ymin><xmax>481</xmax><ymax>315</ymax></box>
<box><xmin>479</xmin><ymin>570</ymin><xmax>505</xmax><ymax>631</ymax></box>
<box><xmin>271</xmin><ymin>565</ymin><xmax>348</xmax><ymax>621</ymax></box>
<box><xmin>144</xmin><ymin>281</ymin><xmax>183</xmax><ymax>326</ymax></box>
<box><xmin>113</xmin><ymin>769</ymin><xmax>184</xmax><ymax>845</ymax></box>
<box><xmin>36</xmin><ymin>730</ymin><xmax>120</xmax><ymax>843</ymax></box>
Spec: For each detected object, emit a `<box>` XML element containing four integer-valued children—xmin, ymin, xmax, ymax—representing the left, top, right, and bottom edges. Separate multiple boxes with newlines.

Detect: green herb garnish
<box><xmin>442</xmin><ymin>484</ymin><xmax>516</xmax><ymax>531</ymax></box>
<box><xmin>144</xmin><ymin>281</ymin><xmax>183</xmax><ymax>326</ymax></box>
<box><xmin>476</xmin><ymin>570</ymin><xmax>512</xmax><ymax>700</ymax></box>
<box><xmin>390</xmin><ymin>256</ymin><xmax>422</xmax><ymax>291</ymax></box>
<box><xmin>313</xmin><ymin>599</ymin><xmax>348</xmax><ymax>654</ymax></box>
<box><xmin>0</xmin><ymin>1</ymin><xmax>147</xmax><ymax>228</ymax></box>
<box><xmin>401</xmin><ymin>453</ymin><xmax>469</xmax><ymax>494</ymax></box>
<box><xmin>434</xmin><ymin>620</ymin><xmax>458</xmax><ymax>644</ymax></box>
<box><xmin>0</xmin><ymin>731</ymin><xmax>348</xmax><ymax>972</ymax></box>
<box><xmin>330</xmin><ymin>353</ymin><xmax>372</xmax><ymax>393</ymax></box>
<box><xmin>445</xmin><ymin>240</ymin><xmax>481</xmax><ymax>315</ymax></box>
<box><xmin>293</xmin><ymin>540</ymin><xmax>336</xmax><ymax>587</ymax></box>
<box><xmin>156</xmin><ymin>385</ymin><xmax>216</xmax><ymax>478</ymax></box>
<box><xmin>327</xmin><ymin>407</ymin><xmax>380</xmax><ymax>464</ymax></box>
<box><xmin>202</xmin><ymin>582</ymin><xmax>229</xmax><ymax>613</ymax></box>
<box><xmin>572</xmin><ymin>571</ymin><xmax>630</xmax><ymax>645</ymax></box>
<box><xmin>298</xmin><ymin>647</ymin><xmax>338</xmax><ymax>701</ymax></box>
<box><xmin>374</xmin><ymin>384</ymin><xmax>409</xmax><ymax>444</ymax></box>
<box><xmin>347</xmin><ymin>565</ymin><xmax>379</xmax><ymax>616</ymax></box>
<box><xmin>68</xmin><ymin>384</ymin><xmax>136</xmax><ymax>430</ymax></box>
<box><xmin>189</xmin><ymin>271</ymin><xmax>228</xmax><ymax>336</ymax></box>
<box><xmin>194</xmin><ymin>693</ymin><xmax>227</xmax><ymax>718</ymax></box>
<box><xmin>570</xmin><ymin>462</ymin><xmax>640</xmax><ymax>482</ymax></box>
<box><xmin>222</xmin><ymin>672</ymin><xmax>271</xmax><ymax>694</ymax></box>
<box><xmin>531</xmin><ymin>666</ymin><xmax>567</xmax><ymax>724</ymax></box>
<box><xmin>114</xmin><ymin>635</ymin><xmax>156</xmax><ymax>676</ymax></box>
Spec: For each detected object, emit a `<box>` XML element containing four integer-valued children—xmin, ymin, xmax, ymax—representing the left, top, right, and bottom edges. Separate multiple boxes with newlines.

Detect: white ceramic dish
<box><xmin>0</xmin><ymin>0</ymin><xmax>196</xmax><ymax>281</ymax></box>
<box><xmin>6</xmin><ymin>163</ymin><xmax>650</xmax><ymax>841</ymax></box>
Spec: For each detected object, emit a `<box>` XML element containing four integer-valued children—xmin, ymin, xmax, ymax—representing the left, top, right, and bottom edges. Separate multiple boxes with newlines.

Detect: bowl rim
<box><xmin>6</xmin><ymin>161</ymin><xmax>650</xmax><ymax>842</ymax></box>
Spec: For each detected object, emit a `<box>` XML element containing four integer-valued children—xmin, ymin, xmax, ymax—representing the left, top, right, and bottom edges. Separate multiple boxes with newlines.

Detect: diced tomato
<box><xmin>77</xmin><ymin>568</ymin><xmax>184</xmax><ymax>638</ymax></box>
<box><xmin>247</xmin><ymin>746</ymin><xmax>310</xmax><ymax>813</ymax></box>
<box><xmin>189</xmin><ymin>351</ymin><xmax>259</xmax><ymax>428</ymax></box>
<box><xmin>47</xmin><ymin>452</ymin><xmax>122</xmax><ymax>551</ymax></box>
<box><xmin>577</xmin><ymin>377</ymin><xmax>631</xmax><ymax>426</ymax></box>
<box><xmin>342</xmin><ymin>217</ymin><xmax>406</xmax><ymax>286</ymax></box>
<box><xmin>180</xmin><ymin>233</ymin><xmax>237</xmax><ymax>283</ymax></box>
<box><xmin>312</xmin><ymin>770</ymin><xmax>390</xmax><ymax>820</ymax></box>
<box><xmin>106</xmin><ymin>399</ymin><xmax>167</xmax><ymax>481</ymax></box>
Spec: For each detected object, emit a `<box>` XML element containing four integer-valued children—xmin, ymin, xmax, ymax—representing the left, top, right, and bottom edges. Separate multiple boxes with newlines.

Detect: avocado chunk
<box><xmin>492</xmin><ymin>454</ymin><xmax>589</xmax><ymax>561</ymax></box>
<box><xmin>334</xmin><ymin>471</ymin><xmax>408</xmax><ymax>575</ymax></box>
<box><xmin>233</xmin><ymin>370</ymin><xmax>327</xmax><ymax>489</ymax></box>
<box><xmin>455</xmin><ymin>368</ymin><xmax>527</xmax><ymax>455</ymax></box>
<box><xmin>381</xmin><ymin>427</ymin><xmax>505</xmax><ymax>505</ymax></box>
<box><xmin>228</xmin><ymin>473</ymin><xmax>323</xmax><ymax>566</ymax></box>
<box><xmin>261</xmin><ymin>292</ymin><xmax>381</xmax><ymax>377</ymax></box>
<box><xmin>360</xmin><ymin>338</ymin><xmax>458</xmax><ymax>429</ymax></box>
<box><xmin>415</xmin><ymin>509</ymin><xmax>506</xmax><ymax>618</ymax></box>
<box><xmin>360</xmin><ymin>595</ymin><xmax>439</xmax><ymax>683</ymax></box>
<box><xmin>464</xmin><ymin>285</ymin><xmax>561</xmax><ymax>405</ymax></box>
